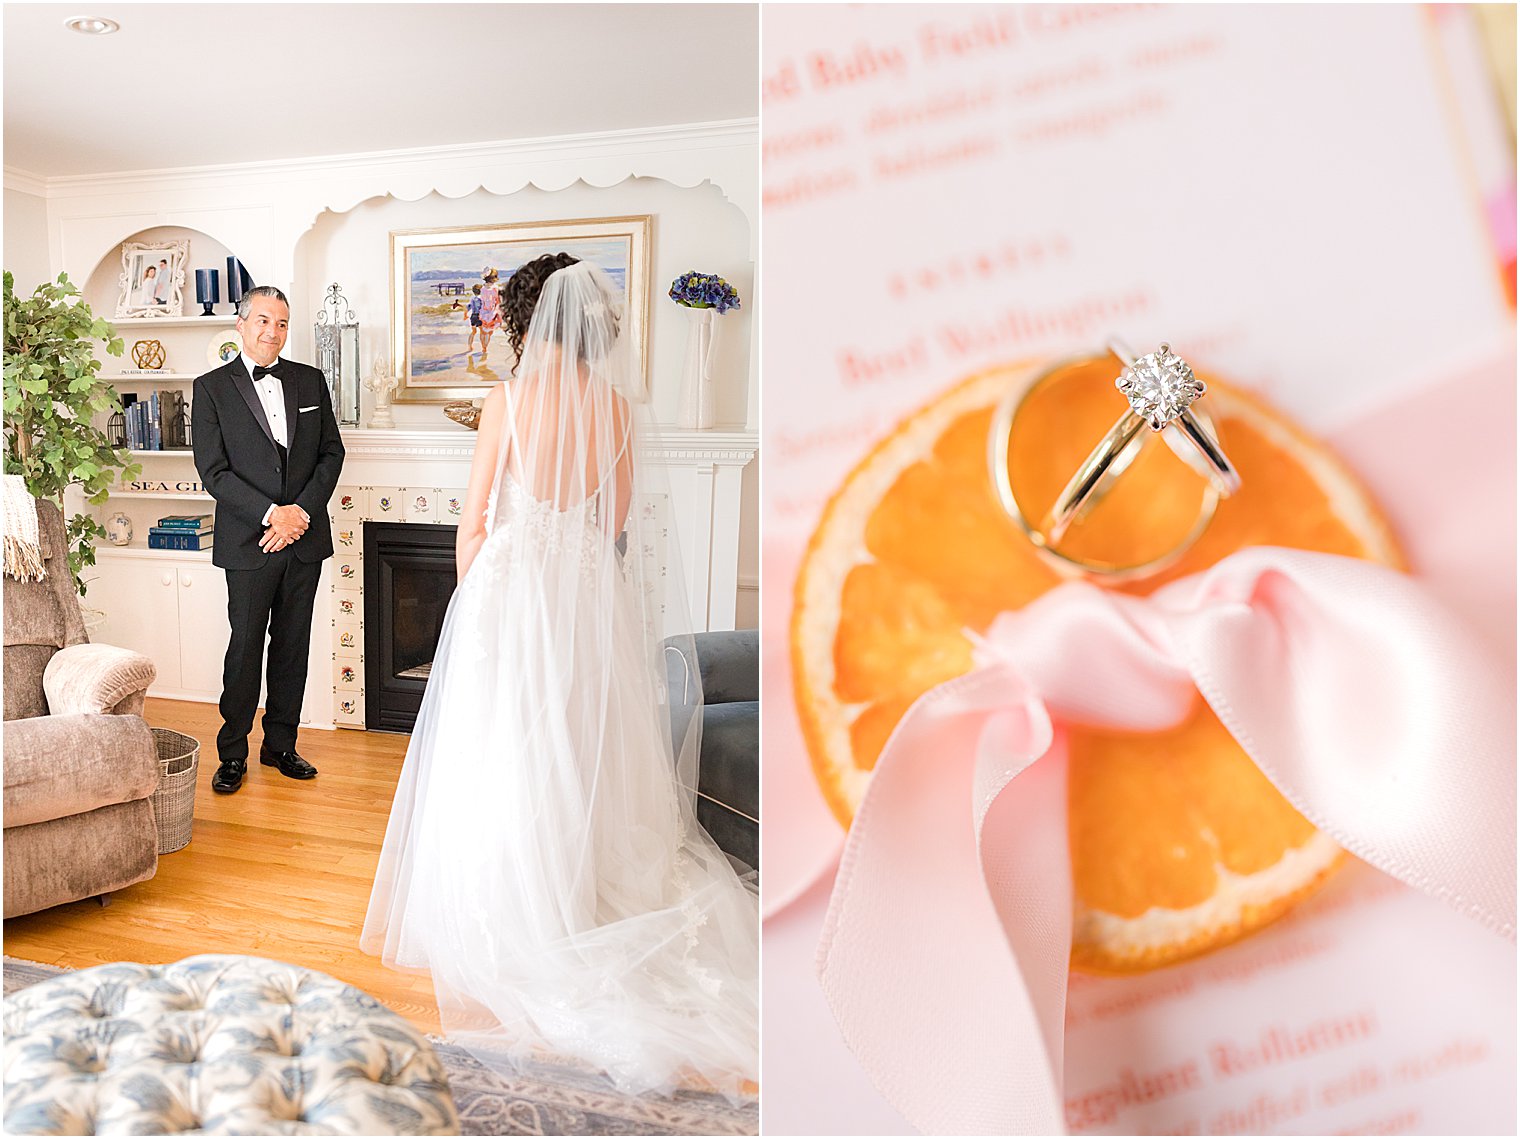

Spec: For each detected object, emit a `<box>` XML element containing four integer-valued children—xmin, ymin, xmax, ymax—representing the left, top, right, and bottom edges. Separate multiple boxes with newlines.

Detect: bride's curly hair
<box><xmin>502</xmin><ymin>252</ymin><xmax>581</xmax><ymax>373</ymax></box>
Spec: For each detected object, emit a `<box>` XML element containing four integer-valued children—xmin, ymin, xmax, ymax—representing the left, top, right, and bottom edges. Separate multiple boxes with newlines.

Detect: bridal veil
<box><xmin>361</xmin><ymin>260</ymin><xmax>759</xmax><ymax>1098</ymax></box>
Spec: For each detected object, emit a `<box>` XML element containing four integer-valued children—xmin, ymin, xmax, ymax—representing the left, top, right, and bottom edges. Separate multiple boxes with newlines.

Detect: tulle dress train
<box><xmin>362</xmin><ymin>259</ymin><xmax>757</xmax><ymax>1096</ymax></box>
<box><xmin>362</xmin><ymin>478</ymin><xmax>759</xmax><ymax>1097</ymax></box>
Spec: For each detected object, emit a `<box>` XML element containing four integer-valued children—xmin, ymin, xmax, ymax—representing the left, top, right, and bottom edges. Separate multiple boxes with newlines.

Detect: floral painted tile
<box><xmin>408</xmin><ymin>490</ymin><xmax>438</xmax><ymax>523</ymax></box>
<box><xmin>369</xmin><ymin>487</ymin><xmax>406</xmax><ymax>522</ymax></box>
<box><xmin>333</xmin><ymin>618</ymin><xmax>361</xmax><ymax>659</ymax></box>
<box><xmin>335</xmin><ymin>691</ymin><xmax>364</xmax><ymax>725</ymax></box>
<box><xmin>334</xmin><ymin>487</ymin><xmax>366</xmax><ymax>518</ymax></box>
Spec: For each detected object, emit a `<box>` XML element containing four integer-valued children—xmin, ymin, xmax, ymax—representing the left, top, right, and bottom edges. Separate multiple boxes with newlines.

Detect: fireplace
<box><xmin>325</xmin><ymin>429</ymin><xmax>754</xmax><ymax>731</ymax></box>
<box><xmin>363</xmin><ymin>521</ymin><xmax>457</xmax><ymax>732</ymax></box>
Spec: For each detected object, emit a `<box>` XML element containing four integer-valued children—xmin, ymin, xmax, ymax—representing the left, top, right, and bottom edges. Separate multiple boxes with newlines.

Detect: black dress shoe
<box><xmin>211</xmin><ymin>758</ymin><xmax>247</xmax><ymax>794</ymax></box>
<box><xmin>259</xmin><ymin>745</ymin><xmax>318</xmax><ymax>780</ymax></box>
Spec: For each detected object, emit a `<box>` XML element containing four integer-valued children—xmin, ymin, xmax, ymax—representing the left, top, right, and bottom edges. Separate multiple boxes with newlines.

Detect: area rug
<box><xmin>3</xmin><ymin>957</ymin><xmax>757</xmax><ymax>1136</ymax></box>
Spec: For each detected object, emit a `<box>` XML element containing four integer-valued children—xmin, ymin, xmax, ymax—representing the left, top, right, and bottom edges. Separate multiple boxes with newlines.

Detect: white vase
<box><xmin>105</xmin><ymin>510</ymin><xmax>133</xmax><ymax>546</ymax></box>
<box><xmin>676</xmin><ymin>306</ymin><xmax>717</xmax><ymax>430</ymax></box>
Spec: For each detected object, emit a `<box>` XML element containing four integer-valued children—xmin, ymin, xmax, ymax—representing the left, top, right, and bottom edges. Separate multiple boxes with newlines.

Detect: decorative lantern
<box><xmin>315</xmin><ymin>283</ymin><xmax>360</xmax><ymax>428</ymax></box>
<box><xmin>166</xmin><ymin>401</ymin><xmax>191</xmax><ymax>449</ymax></box>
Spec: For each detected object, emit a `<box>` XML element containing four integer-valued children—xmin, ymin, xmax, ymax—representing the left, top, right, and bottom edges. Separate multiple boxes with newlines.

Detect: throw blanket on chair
<box><xmin>1</xmin><ymin>475</ymin><xmax>46</xmax><ymax>582</ymax></box>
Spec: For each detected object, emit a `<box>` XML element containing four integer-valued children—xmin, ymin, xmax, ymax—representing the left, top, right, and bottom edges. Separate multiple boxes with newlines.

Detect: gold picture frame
<box><xmin>390</xmin><ymin>215</ymin><xmax>652</xmax><ymax>403</ymax></box>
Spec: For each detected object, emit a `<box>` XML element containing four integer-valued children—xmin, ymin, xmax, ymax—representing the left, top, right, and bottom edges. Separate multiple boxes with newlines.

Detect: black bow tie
<box><xmin>252</xmin><ymin>363</ymin><xmax>280</xmax><ymax>380</ymax></box>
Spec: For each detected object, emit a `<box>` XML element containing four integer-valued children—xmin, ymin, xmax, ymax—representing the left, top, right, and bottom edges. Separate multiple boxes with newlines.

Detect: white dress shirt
<box><xmin>242</xmin><ymin>351</ymin><xmax>288</xmax><ymax>449</ymax></box>
<box><xmin>240</xmin><ymin>352</ymin><xmax>304</xmax><ymax>529</ymax></box>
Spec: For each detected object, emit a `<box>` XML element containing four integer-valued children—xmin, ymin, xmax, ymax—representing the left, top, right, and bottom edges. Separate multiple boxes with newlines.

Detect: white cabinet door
<box><xmin>176</xmin><ymin>564</ymin><xmax>230</xmax><ymax>701</ymax></box>
<box><xmin>91</xmin><ymin>558</ymin><xmax>182</xmax><ymax>690</ymax></box>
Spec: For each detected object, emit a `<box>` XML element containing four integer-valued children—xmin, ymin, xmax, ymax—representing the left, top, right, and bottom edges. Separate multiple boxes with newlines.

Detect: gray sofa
<box><xmin>3</xmin><ymin>498</ymin><xmax>160</xmax><ymax>918</ymax></box>
<box><xmin>664</xmin><ymin>630</ymin><xmax>758</xmax><ymax>870</ymax></box>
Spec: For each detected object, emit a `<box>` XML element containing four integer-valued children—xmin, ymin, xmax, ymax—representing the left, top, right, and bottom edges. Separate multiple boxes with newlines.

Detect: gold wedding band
<box><xmin>987</xmin><ymin>352</ymin><xmax>1221</xmax><ymax>581</ymax></box>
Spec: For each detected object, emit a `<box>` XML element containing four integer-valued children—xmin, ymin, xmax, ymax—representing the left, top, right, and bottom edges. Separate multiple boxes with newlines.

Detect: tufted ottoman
<box><xmin>3</xmin><ymin>955</ymin><xmax>459</xmax><ymax>1135</ymax></box>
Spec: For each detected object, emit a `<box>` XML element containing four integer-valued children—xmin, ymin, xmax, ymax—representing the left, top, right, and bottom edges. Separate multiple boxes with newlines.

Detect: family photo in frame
<box><xmin>389</xmin><ymin>215</ymin><xmax>651</xmax><ymax>402</ymax></box>
<box><xmin>115</xmin><ymin>239</ymin><xmax>187</xmax><ymax>318</ymax></box>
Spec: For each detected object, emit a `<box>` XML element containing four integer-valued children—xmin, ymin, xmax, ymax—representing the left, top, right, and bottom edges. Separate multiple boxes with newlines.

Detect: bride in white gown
<box><xmin>361</xmin><ymin>255</ymin><xmax>759</xmax><ymax>1097</ymax></box>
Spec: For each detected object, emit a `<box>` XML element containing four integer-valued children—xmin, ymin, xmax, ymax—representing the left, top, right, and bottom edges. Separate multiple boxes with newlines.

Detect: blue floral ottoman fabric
<box><xmin>3</xmin><ymin>954</ymin><xmax>459</xmax><ymax>1135</ymax></box>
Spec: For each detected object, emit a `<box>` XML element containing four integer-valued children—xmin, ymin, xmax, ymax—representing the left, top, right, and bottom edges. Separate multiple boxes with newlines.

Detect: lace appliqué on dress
<box><xmin>670</xmin><ymin>851</ymin><xmax>724</xmax><ymax>1000</ymax></box>
<box><xmin>458</xmin><ymin>482</ymin><xmax>609</xmax><ymax>664</ymax></box>
<box><xmin>499</xmin><ymin>480</ymin><xmax>605</xmax><ymax>572</ymax></box>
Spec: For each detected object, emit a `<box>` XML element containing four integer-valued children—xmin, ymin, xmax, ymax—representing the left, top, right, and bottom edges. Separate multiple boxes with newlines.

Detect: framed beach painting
<box><xmin>390</xmin><ymin>216</ymin><xmax>651</xmax><ymax>402</ymax></box>
<box><xmin>116</xmin><ymin>239</ymin><xmax>188</xmax><ymax>318</ymax></box>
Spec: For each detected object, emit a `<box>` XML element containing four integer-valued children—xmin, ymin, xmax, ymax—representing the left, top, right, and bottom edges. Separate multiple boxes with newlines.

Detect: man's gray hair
<box><xmin>237</xmin><ymin>284</ymin><xmax>289</xmax><ymax>319</ymax></box>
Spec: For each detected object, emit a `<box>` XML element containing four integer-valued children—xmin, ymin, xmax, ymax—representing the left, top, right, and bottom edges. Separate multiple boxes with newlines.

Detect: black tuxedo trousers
<box><xmin>193</xmin><ymin>358</ymin><xmax>345</xmax><ymax>761</ymax></box>
<box><xmin>220</xmin><ymin>546</ymin><xmax>322</xmax><ymax>758</ymax></box>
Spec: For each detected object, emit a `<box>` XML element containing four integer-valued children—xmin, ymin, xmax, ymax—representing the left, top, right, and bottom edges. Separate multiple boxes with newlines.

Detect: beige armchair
<box><xmin>3</xmin><ymin>498</ymin><xmax>160</xmax><ymax>918</ymax></box>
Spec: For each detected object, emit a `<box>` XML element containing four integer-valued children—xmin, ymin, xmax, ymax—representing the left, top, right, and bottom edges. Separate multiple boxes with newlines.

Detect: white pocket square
<box><xmin>299</xmin><ymin>406</ymin><xmax>318</xmax><ymax>413</ymax></box>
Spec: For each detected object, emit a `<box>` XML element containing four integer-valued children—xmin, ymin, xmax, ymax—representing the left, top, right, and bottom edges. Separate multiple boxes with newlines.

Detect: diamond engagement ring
<box><xmin>1044</xmin><ymin>339</ymin><xmax>1240</xmax><ymax>544</ymax></box>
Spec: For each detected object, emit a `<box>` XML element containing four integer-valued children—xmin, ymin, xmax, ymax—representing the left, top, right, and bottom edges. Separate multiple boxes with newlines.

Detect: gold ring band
<box><xmin>987</xmin><ymin>352</ymin><xmax>1221</xmax><ymax>581</ymax></box>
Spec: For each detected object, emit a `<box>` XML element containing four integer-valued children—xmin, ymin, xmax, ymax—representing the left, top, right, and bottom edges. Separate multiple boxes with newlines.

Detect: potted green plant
<box><xmin>3</xmin><ymin>270</ymin><xmax>141</xmax><ymax>595</ymax></box>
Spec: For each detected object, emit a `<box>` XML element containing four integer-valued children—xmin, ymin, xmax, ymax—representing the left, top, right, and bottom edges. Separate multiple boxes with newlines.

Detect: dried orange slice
<box><xmin>792</xmin><ymin>357</ymin><xmax>1402</xmax><ymax>972</ymax></box>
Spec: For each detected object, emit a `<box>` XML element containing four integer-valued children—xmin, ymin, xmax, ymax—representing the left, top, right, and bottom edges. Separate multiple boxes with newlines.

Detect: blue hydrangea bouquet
<box><xmin>668</xmin><ymin>271</ymin><xmax>741</xmax><ymax>314</ymax></box>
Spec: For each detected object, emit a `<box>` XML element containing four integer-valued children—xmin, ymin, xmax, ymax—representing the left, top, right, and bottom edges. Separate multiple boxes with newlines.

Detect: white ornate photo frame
<box><xmin>390</xmin><ymin>215</ymin><xmax>651</xmax><ymax>403</ymax></box>
<box><xmin>115</xmin><ymin>239</ymin><xmax>188</xmax><ymax>318</ymax></box>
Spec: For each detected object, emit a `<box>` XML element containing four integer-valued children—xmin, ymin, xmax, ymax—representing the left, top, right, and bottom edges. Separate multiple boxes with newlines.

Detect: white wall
<box><xmin>31</xmin><ymin>124</ymin><xmax>759</xmax><ymax>628</ymax></box>
<box><xmin>292</xmin><ymin>175</ymin><xmax>758</xmax><ymax>623</ymax></box>
<box><xmin>4</xmin><ymin>187</ymin><xmax>51</xmax><ymax>294</ymax></box>
<box><xmin>293</xmin><ymin>177</ymin><xmax>753</xmax><ymax>430</ymax></box>
<box><xmin>737</xmin><ymin>463</ymin><xmax>758</xmax><ymax>627</ymax></box>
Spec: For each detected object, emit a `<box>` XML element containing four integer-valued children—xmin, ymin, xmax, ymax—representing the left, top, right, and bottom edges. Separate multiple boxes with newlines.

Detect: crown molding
<box><xmin>3</xmin><ymin>166</ymin><xmax>48</xmax><ymax>196</ymax></box>
<box><xmin>41</xmin><ymin>117</ymin><xmax>759</xmax><ymax>269</ymax></box>
<box><xmin>36</xmin><ymin>120</ymin><xmax>758</xmax><ymax>199</ymax></box>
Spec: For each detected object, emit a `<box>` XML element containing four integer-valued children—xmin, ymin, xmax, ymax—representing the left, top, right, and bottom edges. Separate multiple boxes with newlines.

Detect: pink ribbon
<box><xmin>817</xmin><ymin>547</ymin><xmax>1516</xmax><ymax>1135</ymax></box>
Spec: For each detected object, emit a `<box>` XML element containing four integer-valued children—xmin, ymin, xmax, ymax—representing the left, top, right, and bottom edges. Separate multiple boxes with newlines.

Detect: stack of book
<box><xmin>148</xmin><ymin>513</ymin><xmax>214</xmax><ymax>551</ymax></box>
<box><xmin>122</xmin><ymin>391</ymin><xmax>190</xmax><ymax>451</ymax></box>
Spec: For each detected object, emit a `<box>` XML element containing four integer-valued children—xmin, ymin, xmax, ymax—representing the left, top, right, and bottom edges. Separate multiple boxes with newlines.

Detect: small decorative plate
<box><xmin>207</xmin><ymin>329</ymin><xmax>242</xmax><ymax>368</ymax></box>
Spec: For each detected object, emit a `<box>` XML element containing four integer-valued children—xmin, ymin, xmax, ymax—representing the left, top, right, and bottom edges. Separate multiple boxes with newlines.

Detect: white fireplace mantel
<box><xmin>324</xmin><ymin>423</ymin><xmax>755</xmax><ymax>729</ymax></box>
<box><xmin>339</xmin><ymin>425</ymin><xmax>758</xmax><ymax>464</ymax></box>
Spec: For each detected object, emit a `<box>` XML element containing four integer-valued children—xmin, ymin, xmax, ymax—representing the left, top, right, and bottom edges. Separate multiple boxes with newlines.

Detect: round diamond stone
<box><xmin>1116</xmin><ymin>347</ymin><xmax>1204</xmax><ymax>430</ymax></box>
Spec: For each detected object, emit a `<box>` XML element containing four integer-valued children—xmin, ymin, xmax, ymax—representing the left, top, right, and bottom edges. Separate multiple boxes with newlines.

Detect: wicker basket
<box><xmin>150</xmin><ymin>728</ymin><xmax>200</xmax><ymax>854</ymax></box>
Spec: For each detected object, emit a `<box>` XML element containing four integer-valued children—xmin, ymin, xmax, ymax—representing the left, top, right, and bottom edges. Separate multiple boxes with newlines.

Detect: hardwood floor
<box><xmin>3</xmin><ymin>699</ymin><xmax>443</xmax><ymax>1034</ymax></box>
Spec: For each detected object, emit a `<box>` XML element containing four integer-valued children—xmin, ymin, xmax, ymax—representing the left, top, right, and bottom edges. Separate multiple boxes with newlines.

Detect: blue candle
<box><xmin>195</xmin><ymin>268</ymin><xmax>219</xmax><ymax>303</ymax></box>
<box><xmin>226</xmin><ymin>257</ymin><xmax>246</xmax><ymax>304</ymax></box>
<box><xmin>195</xmin><ymin>269</ymin><xmax>220</xmax><ymax>316</ymax></box>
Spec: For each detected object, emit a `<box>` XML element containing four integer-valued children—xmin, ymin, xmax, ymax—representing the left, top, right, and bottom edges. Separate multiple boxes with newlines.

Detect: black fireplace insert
<box><xmin>363</xmin><ymin>521</ymin><xmax>457</xmax><ymax>732</ymax></box>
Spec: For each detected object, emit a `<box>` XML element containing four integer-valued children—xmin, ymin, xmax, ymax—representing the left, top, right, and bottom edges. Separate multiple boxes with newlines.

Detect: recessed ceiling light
<box><xmin>64</xmin><ymin>16</ymin><xmax>120</xmax><ymax>35</ymax></box>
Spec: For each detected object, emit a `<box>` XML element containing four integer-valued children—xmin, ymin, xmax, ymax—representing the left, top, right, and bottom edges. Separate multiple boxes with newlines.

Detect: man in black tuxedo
<box><xmin>193</xmin><ymin>286</ymin><xmax>345</xmax><ymax>794</ymax></box>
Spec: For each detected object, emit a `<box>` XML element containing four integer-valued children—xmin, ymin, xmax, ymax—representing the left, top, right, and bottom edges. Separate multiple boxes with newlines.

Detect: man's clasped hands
<box><xmin>261</xmin><ymin>504</ymin><xmax>311</xmax><ymax>553</ymax></box>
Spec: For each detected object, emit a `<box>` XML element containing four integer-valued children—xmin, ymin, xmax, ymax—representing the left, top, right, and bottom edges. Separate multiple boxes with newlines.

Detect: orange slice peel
<box><xmin>792</xmin><ymin>356</ymin><xmax>1403</xmax><ymax>972</ymax></box>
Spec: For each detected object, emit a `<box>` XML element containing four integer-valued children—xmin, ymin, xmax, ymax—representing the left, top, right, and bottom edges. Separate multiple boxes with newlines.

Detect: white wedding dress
<box><xmin>361</xmin><ymin>263</ymin><xmax>758</xmax><ymax>1098</ymax></box>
